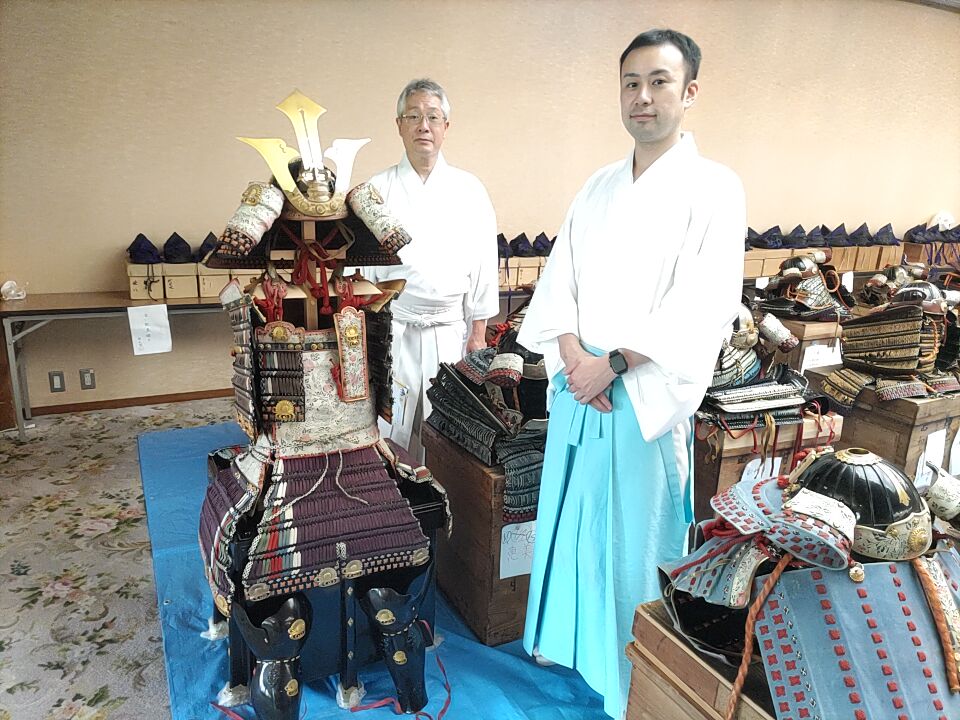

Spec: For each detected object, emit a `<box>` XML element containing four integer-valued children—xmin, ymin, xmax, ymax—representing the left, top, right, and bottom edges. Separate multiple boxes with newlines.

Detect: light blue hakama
<box><xmin>523</xmin><ymin>366</ymin><xmax>692</xmax><ymax>719</ymax></box>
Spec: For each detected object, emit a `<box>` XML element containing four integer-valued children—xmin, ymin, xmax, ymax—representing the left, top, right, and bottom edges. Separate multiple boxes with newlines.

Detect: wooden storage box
<box><xmin>806</xmin><ymin>365</ymin><xmax>960</xmax><ymax>476</ymax></box>
<box><xmin>903</xmin><ymin>241</ymin><xmax>937</xmax><ymax>264</ymax></box>
<box><xmin>627</xmin><ymin>601</ymin><xmax>773</xmax><ymax>720</ymax></box>
<box><xmin>198</xmin><ymin>264</ymin><xmax>232</xmax><ymax>298</ymax></box>
<box><xmin>162</xmin><ymin>262</ymin><xmax>199</xmax><ymax>299</ymax></box>
<box><xmin>230</xmin><ymin>270</ymin><xmax>262</xmax><ymax>291</ymax></box>
<box><xmin>126</xmin><ymin>262</ymin><xmax>164</xmax><ymax>300</ymax></box>
<box><xmin>830</xmin><ymin>246</ymin><xmax>857</xmax><ymax>273</ymax></box>
<box><xmin>878</xmin><ymin>244</ymin><xmax>903</xmax><ymax>269</ymax></box>
<box><xmin>422</xmin><ymin>423</ymin><xmax>529</xmax><ymax>645</ymax></box>
<box><xmin>693</xmin><ymin>412</ymin><xmax>843</xmax><ymax>521</ymax></box>
<box><xmin>854</xmin><ymin>245</ymin><xmax>882</xmax><ymax>271</ymax></box>
<box><xmin>772</xmin><ymin>319</ymin><xmax>841</xmax><ymax>372</ymax></box>
<box><xmin>743</xmin><ymin>252</ymin><xmax>763</xmax><ymax>279</ymax></box>
<box><xmin>753</xmin><ymin>249</ymin><xmax>793</xmax><ymax>277</ymax></box>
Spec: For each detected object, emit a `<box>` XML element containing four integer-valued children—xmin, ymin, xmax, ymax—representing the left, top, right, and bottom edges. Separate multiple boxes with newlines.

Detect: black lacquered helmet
<box><xmin>893</xmin><ymin>280</ymin><xmax>945</xmax><ymax>305</ymax></box>
<box><xmin>788</xmin><ymin>448</ymin><xmax>931</xmax><ymax>561</ymax></box>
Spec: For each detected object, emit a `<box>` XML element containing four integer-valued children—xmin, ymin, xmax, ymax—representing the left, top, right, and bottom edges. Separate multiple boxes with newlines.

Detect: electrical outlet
<box><xmin>48</xmin><ymin>370</ymin><xmax>65</xmax><ymax>393</ymax></box>
<box><xmin>80</xmin><ymin>368</ymin><xmax>96</xmax><ymax>390</ymax></box>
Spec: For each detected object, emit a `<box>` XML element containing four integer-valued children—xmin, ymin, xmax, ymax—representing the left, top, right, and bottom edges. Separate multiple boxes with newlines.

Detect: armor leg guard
<box><xmin>232</xmin><ymin>594</ymin><xmax>311</xmax><ymax>720</ymax></box>
<box><xmin>337</xmin><ymin>544</ymin><xmax>362</xmax><ymax>706</ymax></box>
<box><xmin>360</xmin><ymin>561</ymin><xmax>435</xmax><ymax>713</ymax></box>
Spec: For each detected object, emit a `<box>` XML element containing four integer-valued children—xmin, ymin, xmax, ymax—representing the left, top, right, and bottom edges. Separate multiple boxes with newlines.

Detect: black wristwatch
<box><xmin>608</xmin><ymin>349</ymin><xmax>628</xmax><ymax>376</ymax></box>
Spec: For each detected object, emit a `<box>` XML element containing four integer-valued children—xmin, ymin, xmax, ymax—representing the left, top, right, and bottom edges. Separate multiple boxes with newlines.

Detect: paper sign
<box><xmin>914</xmin><ymin>428</ymin><xmax>947</xmax><ymax>490</ymax></box>
<box><xmin>741</xmin><ymin>455</ymin><xmax>782</xmax><ymax>482</ymax></box>
<box><xmin>754</xmin><ymin>277</ymin><xmax>770</xmax><ymax>290</ymax></box>
<box><xmin>841</xmin><ymin>271</ymin><xmax>854</xmax><ymax>293</ymax></box>
<box><xmin>127</xmin><ymin>305</ymin><xmax>172</xmax><ymax>355</ymax></box>
<box><xmin>500</xmin><ymin>520</ymin><xmax>536</xmax><ymax>579</ymax></box>
<box><xmin>800</xmin><ymin>341</ymin><xmax>842</xmax><ymax>373</ymax></box>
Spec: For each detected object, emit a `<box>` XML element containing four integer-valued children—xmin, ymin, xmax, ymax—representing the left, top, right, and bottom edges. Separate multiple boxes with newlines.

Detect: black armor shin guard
<box><xmin>232</xmin><ymin>594</ymin><xmax>311</xmax><ymax>720</ymax></box>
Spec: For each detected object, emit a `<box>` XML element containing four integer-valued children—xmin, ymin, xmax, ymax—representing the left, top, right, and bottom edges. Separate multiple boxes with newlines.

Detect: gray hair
<box><xmin>396</xmin><ymin>78</ymin><xmax>450</xmax><ymax>120</ymax></box>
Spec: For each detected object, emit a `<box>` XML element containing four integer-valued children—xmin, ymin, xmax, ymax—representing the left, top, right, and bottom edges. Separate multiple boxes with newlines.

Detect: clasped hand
<box><xmin>564</xmin><ymin>352</ymin><xmax>615</xmax><ymax>413</ymax></box>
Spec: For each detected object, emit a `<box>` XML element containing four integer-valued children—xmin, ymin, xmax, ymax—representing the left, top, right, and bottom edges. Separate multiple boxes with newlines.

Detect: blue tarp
<box><xmin>138</xmin><ymin>423</ymin><xmax>607</xmax><ymax>720</ymax></box>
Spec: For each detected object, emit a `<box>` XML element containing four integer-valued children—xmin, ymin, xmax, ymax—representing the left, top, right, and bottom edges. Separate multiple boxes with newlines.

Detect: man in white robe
<box><xmin>365</xmin><ymin>79</ymin><xmax>499</xmax><ymax>460</ymax></box>
<box><xmin>518</xmin><ymin>30</ymin><xmax>746</xmax><ymax>718</ymax></box>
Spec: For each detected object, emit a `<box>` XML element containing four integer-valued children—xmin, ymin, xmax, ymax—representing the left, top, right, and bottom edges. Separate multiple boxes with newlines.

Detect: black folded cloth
<box><xmin>823</xmin><ymin>223</ymin><xmax>850</xmax><ymax>247</ymax></box>
<box><xmin>782</xmin><ymin>225</ymin><xmax>807</xmax><ymax>248</ymax></box>
<box><xmin>127</xmin><ymin>233</ymin><xmax>162</xmax><ymax>263</ymax></box>
<box><xmin>509</xmin><ymin>233</ymin><xmax>536</xmax><ymax>257</ymax></box>
<box><xmin>805</xmin><ymin>225</ymin><xmax>826</xmax><ymax>247</ymax></box>
<box><xmin>750</xmin><ymin>225</ymin><xmax>783</xmax><ymax>249</ymax></box>
<box><xmin>872</xmin><ymin>223</ymin><xmax>900</xmax><ymax>246</ymax></box>
<box><xmin>163</xmin><ymin>232</ymin><xmax>193</xmax><ymax>263</ymax></box>
<box><xmin>532</xmin><ymin>232</ymin><xmax>552</xmax><ymax>256</ymax></box>
<box><xmin>497</xmin><ymin>233</ymin><xmax>511</xmax><ymax>258</ymax></box>
<box><xmin>195</xmin><ymin>232</ymin><xmax>218</xmax><ymax>261</ymax></box>
<box><xmin>848</xmin><ymin>223</ymin><xmax>871</xmax><ymax>246</ymax></box>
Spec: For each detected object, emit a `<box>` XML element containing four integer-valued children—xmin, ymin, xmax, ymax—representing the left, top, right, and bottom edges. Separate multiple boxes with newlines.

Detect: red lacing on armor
<box><xmin>211</xmin><ymin>703</ymin><xmax>246</xmax><ymax>719</ymax></box>
<box><xmin>288</xmin><ymin>224</ymin><xmax>341</xmax><ymax>315</ymax></box>
<box><xmin>252</xmin><ymin>274</ymin><xmax>288</xmax><ymax>323</ymax></box>
<box><xmin>669</xmin><ymin>534</ymin><xmax>751</xmax><ymax>579</ymax></box>
<box><xmin>725</xmin><ymin>553</ymin><xmax>793</xmax><ymax>720</ymax></box>
<box><xmin>487</xmin><ymin>322</ymin><xmax>512</xmax><ymax>348</ymax></box>
<box><xmin>701</xmin><ymin>517</ymin><xmax>742</xmax><ymax>540</ymax></box>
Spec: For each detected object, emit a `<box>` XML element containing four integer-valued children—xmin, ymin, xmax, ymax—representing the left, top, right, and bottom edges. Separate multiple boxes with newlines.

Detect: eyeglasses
<box><xmin>399</xmin><ymin>112</ymin><xmax>446</xmax><ymax>127</ymax></box>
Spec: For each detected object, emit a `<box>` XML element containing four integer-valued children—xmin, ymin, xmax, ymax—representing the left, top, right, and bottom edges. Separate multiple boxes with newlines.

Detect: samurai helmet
<box><xmin>786</xmin><ymin>448</ymin><xmax>932</xmax><ymax>561</ymax></box>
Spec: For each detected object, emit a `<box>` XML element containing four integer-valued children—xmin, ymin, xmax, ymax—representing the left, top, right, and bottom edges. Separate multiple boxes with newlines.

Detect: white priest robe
<box><xmin>365</xmin><ymin>152</ymin><xmax>499</xmax><ymax>459</ymax></box>
<box><xmin>517</xmin><ymin>133</ymin><xmax>746</xmax><ymax>718</ymax></box>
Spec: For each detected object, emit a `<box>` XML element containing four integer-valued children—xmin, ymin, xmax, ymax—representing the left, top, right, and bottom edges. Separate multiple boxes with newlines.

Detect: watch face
<box><xmin>610</xmin><ymin>351</ymin><xmax>628</xmax><ymax>375</ymax></box>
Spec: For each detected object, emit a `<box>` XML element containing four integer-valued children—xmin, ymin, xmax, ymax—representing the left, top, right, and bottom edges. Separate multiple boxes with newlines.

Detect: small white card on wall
<box><xmin>500</xmin><ymin>520</ymin><xmax>536</xmax><ymax>579</ymax></box>
<box><xmin>127</xmin><ymin>304</ymin><xmax>172</xmax><ymax>355</ymax></box>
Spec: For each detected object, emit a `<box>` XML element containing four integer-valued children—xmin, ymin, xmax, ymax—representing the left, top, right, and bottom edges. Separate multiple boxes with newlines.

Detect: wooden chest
<box><xmin>772</xmin><ymin>319</ymin><xmax>841</xmax><ymax>373</ymax></box>
<box><xmin>627</xmin><ymin>601</ymin><xmax>773</xmax><ymax>720</ymax></box>
<box><xmin>693</xmin><ymin>413</ymin><xmax>843</xmax><ymax>522</ymax></box>
<box><xmin>422</xmin><ymin>423</ymin><xmax>529</xmax><ymax>645</ymax></box>
<box><xmin>806</xmin><ymin>364</ymin><xmax>960</xmax><ymax>476</ymax></box>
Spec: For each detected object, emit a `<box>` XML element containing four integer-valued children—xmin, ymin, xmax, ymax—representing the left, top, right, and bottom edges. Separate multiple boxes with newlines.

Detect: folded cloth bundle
<box><xmin>127</xmin><ymin>233</ymin><xmax>162</xmax><ymax>263</ymax></box>
<box><xmin>162</xmin><ymin>232</ymin><xmax>193</xmax><ymax>263</ymax></box>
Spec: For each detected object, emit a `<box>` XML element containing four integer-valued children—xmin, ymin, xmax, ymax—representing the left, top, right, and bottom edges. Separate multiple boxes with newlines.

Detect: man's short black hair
<box><xmin>619</xmin><ymin>29</ymin><xmax>702</xmax><ymax>84</ymax></box>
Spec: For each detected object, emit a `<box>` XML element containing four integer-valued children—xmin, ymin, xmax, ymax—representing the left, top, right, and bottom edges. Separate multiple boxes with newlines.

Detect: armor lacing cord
<box><xmin>725</xmin><ymin>553</ymin><xmax>793</xmax><ymax>720</ymax></box>
<box><xmin>211</xmin><ymin>702</ymin><xmax>245</xmax><ymax>719</ymax></box>
<box><xmin>288</xmin><ymin>224</ymin><xmax>341</xmax><ymax>315</ymax></box>
<box><xmin>912</xmin><ymin>557</ymin><xmax>960</xmax><ymax>692</ymax></box>
<box><xmin>487</xmin><ymin>321</ymin><xmax>512</xmax><ymax>348</ymax></box>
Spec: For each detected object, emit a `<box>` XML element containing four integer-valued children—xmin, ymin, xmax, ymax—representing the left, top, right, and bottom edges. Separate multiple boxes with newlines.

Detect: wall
<box><xmin>1</xmin><ymin>0</ymin><xmax>958</xmax><ymax>409</ymax></box>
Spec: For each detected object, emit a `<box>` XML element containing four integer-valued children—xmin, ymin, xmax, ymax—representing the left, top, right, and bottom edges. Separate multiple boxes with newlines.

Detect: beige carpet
<box><xmin>0</xmin><ymin>399</ymin><xmax>233</xmax><ymax>720</ymax></box>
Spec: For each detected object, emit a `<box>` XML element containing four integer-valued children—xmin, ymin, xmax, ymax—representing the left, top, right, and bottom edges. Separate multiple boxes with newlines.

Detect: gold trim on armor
<box><xmin>246</xmin><ymin>583</ymin><xmax>269</xmax><ymax>602</ymax></box>
<box><xmin>215</xmin><ymin>593</ymin><xmax>230</xmax><ymax>616</ymax></box>
<box><xmin>411</xmin><ymin>547</ymin><xmax>430</xmax><ymax>565</ymax></box>
<box><xmin>376</xmin><ymin>609</ymin><xmax>397</xmax><ymax>626</ymax></box>
<box><xmin>835</xmin><ymin>448</ymin><xmax>880</xmax><ymax>466</ymax></box>
<box><xmin>288</xmin><ymin>618</ymin><xmax>306</xmax><ymax>640</ymax></box>
<box><xmin>344</xmin><ymin>560</ymin><xmax>364</xmax><ymax>579</ymax></box>
<box><xmin>393</xmin><ymin>651</ymin><xmax>408</xmax><ymax>665</ymax></box>
<box><xmin>316</xmin><ymin>568</ymin><xmax>339</xmax><ymax>587</ymax></box>
<box><xmin>285</xmin><ymin>679</ymin><xmax>299</xmax><ymax>697</ymax></box>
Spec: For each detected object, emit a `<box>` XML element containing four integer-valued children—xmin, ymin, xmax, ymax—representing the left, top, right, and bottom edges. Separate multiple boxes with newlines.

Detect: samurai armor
<box><xmin>347</xmin><ymin>182</ymin><xmax>412</xmax><ymax>254</ymax></box>
<box><xmin>218</xmin><ymin>182</ymin><xmax>285</xmax><ymax>257</ymax></box>
<box><xmin>753</xmin><ymin>555</ymin><xmax>960</xmax><ymax>720</ymax></box>
<box><xmin>759</xmin><ymin>251</ymin><xmax>853</xmax><ymax>321</ymax></box>
<box><xmin>241</xmin><ymin>447</ymin><xmax>429</xmax><ymax>602</ymax></box>
<box><xmin>839</xmin><ymin>304</ymin><xmax>924</xmax><ymax>376</ymax></box>
<box><xmin>788</xmin><ymin>448</ymin><xmax>932</xmax><ymax>562</ymax></box>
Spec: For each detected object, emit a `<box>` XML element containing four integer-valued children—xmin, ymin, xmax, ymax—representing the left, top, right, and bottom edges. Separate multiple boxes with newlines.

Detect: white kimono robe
<box><xmin>365</xmin><ymin>152</ymin><xmax>499</xmax><ymax>458</ymax></box>
<box><xmin>518</xmin><ymin>133</ymin><xmax>746</xmax><ymax>718</ymax></box>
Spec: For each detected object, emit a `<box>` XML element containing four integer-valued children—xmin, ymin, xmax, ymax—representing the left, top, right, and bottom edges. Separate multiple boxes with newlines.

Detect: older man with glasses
<box><xmin>362</xmin><ymin>78</ymin><xmax>499</xmax><ymax>461</ymax></box>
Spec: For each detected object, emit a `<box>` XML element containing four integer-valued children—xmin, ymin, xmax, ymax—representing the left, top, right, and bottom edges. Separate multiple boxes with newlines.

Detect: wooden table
<box><xmin>0</xmin><ymin>292</ymin><xmax>221</xmax><ymax>440</ymax></box>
